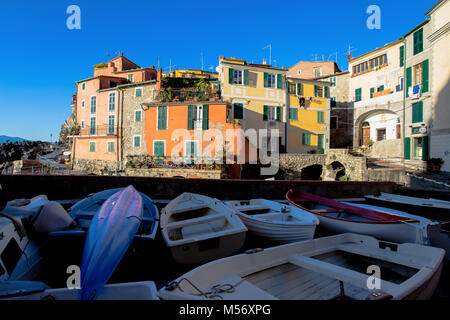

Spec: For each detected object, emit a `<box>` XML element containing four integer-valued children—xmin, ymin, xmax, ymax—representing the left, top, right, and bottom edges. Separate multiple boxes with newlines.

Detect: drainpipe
<box><xmin>120</xmin><ymin>87</ymin><xmax>125</xmax><ymax>171</ymax></box>
<box><xmin>401</xmin><ymin>36</ymin><xmax>407</xmax><ymax>171</ymax></box>
<box><xmin>115</xmin><ymin>89</ymin><xmax>120</xmax><ymax>175</ymax></box>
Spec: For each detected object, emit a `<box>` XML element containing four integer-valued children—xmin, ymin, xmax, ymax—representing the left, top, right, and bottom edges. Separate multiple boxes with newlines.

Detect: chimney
<box><xmin>347</xmin><ymin>54</ymin><xmax>353</xmax><ymax>61</ymax></box>
<box><xmin>263</xmin><ymin>58</ymin><xmax>267</xmax><ymax>65</ymax></box>
<box><xmin>282</xmin><ymin>66</ymin><xmax>286</xmax><ymax>70</ymax></box>
<box><xmin>156</xmin><ymin>68</ymin><xmax>162</xmax><ymax>91</ymax></box>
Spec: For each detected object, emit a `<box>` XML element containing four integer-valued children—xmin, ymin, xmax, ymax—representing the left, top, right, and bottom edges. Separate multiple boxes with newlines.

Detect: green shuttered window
<box><xmin>263</xmin><ymin>105</ymin><xmax>268</xmax><ymax>120</ymax></box>
<box><xmin>302</xmin><ymin>133</ymin><xmax>311</xmax><ymax>146</ymax></box>
<box><xmin>157</xmin><ymin>106</ymin><xmax>167</xmax><ymax>130</ymax></box>
<box><xmin>404</xmin><ymin>138</ymin><xmax>411</xmax><ymax>160</ymax></box>
<box><xmin>317</xmin><ymin>111</ymin><xmax>325</xmax><ymax>123</ymax></box>
<box><xmin>187</xmin><ymin>105</ymin><xmax>193</xmax><ymax>129</ymax></box>
<box><xmin>406</xmin><ymin>67</ymin><xmax>412</xmax><ymax>97</ymax></box>
<box><xmin>412</xmin><ymin>101</ymin><xmax>423</xmax><ymax>123</ymax></box>
<box><xmin>276</xmin><ymin>106</ymin><xmax>281</xmax><ymax>121</ymax></box>
<box><xmin>202</xmin><ymin>104</ymin><xmax>209</xmax><ymax>130</ymax></box>
<box><xmin>422</xmin><ymin>59</ymin><xmax>429</xmax><ymax>93</ymax></box>
<box><xmin>413</xmin><ymin>29</ymin><xmax>423</xmax><ymax>55</ymax></box>
<box><xmin>89</xmin><ymin>142</ymin><xmax>95</xmax><ymax>153</ymax></box>
<box><xmin>277</xmin><ymin>74</ymin><xmax>283</xmax><ymax>89</ymax></box>
<box><xmin>422</xmin><ymin>136</ymin><xmax>429</xmax><ymax>161</ymax></box>
<box><xmin>370</xmin><ymin>87</ymin><xmax>375</xmax><ymax>98</ymax></box>
<box><xmin>107</xmin><ymin>141</ymin><xmax>114</xmax><ymax>153</ymax></box>
<box><xmin>289</xmin><ymin>108</ymin><xmax>298</xmax><ymax>120</ymax></box>
<box><xmin>355</xmin><ymin>88</ymin><xmax>362</xmax><ymax>102</ymax></box>
<box><xmin>400</xmin><ymin>46</ymin><xmax>405</xmax><ymax>67</ymax></box>
<box><xmin>228</xmin><ymin>68</ymin><xmax>234</xmax><ymax>84</ymax></box>
<box><xmin>154</xmin><ymin>141</ymin><xmax>165</xmax><ymax>157</ymax></box>
<box><xmin>324</xmin><ymin>86</ymin><xmax>329</xmax><ymax>98</ymax></box>
<box><xmin>297</xmin><ymin>83</ymin><xmax>303</xmax><ymax>96</ymax></box>
<box><xmin>244</xmin><ymin>69</ymin><xmax>249</xmax><ymax>86</ymax></box>
<box><xmin>233</xmin><ymin>103</ymin><xmax>243</xmax><ymax>119</ymax></box>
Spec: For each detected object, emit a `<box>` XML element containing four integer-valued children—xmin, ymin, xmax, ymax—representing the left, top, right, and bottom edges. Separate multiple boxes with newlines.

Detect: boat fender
<box><xmin>245</xmin><ymin>248</ymin><xmax>264</xmax><ymax>254</ymax></box>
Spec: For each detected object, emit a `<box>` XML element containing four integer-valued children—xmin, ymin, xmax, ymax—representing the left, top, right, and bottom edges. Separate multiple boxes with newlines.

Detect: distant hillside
<box><xmin>0</xmin><ymin>135</ymin><xmax>29</xmax><ymax>144</ymax></box>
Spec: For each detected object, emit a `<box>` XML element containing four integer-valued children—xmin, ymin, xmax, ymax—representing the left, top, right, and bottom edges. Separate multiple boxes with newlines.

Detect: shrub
<box><xmin>94</xmin><ymin>62</ymin><xmax>108</xmax><ymax>68</ymax></box>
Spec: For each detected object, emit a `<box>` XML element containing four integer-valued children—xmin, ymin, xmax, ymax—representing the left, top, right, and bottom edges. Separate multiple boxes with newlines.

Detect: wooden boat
<box><xmin>286</xmin><ymin>189</ymin><xmax>438</xmax><ymax>245</ymax></box>
<box><xmin>50</xmin><ymin>187</ymin><xmax>159</xmax><ymax>241</ymax></box>
<box><xmin>79</xmin><ymin>186</ymin><xmax>144</xmax><ymax>300</ymax></box>
<box><xmin>1</xmin><ymin>281</ymin><xmax>159</xmax><ymax>300</ymax></box>
<box><xmin>158</xmin><ymin>233</ymin><xmax>445</xmax><ymax>300</ymax></box>
<box><xmin>160</xmin><ymin>192</ymin><xmax>247</xmax><ymax>264</ymax></box>
<box><xmin>365</xmin><ymin>192</ymin><xmax>450</xmax><ymax>221</ymax></box>
<box><xmin>224</xmin><ymin>199</ymin><xmax>319</xmax><ymax>243</ymax></box>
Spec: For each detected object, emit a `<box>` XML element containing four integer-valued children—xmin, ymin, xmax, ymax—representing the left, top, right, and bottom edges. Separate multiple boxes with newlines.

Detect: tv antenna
<box><xmin>311</xmin><ymin>53</ymin><xmax>318</xmax><ymax>61</ymax></box>
<box><xmin>263</xmin><ymin>44</ymin><xmax>272</xmax><ymax>65</ymax></box>
<box><xmin>201</xmin><ymin>52</ymin><xmax>204</xmax><ymax>70</ymax></box>
<box><xmin>164</xmin><ymin>58</ymin><xmax>176</xmax><ymax>72</ymax></box>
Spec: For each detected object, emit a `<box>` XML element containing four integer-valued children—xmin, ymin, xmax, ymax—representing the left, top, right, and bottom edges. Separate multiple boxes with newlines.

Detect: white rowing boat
<box><xmin>158</xmin><ymin>233</ymin><xmax>445</xmax><ymax>300</ymax></box>
<box><xmin>225</xmin><ymin>199</ymin><xmax>318</xmax><ymax>243</ymax></box>
<box><xmin>160</xmin><ymin>193</ymin><xmax>247</xmax><ymax>264</ymax></box>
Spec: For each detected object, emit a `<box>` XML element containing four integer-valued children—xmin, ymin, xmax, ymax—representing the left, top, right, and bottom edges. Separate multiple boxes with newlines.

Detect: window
<box><xmin>233</xmin><ymin>103</ymin><xmax>243</xmax><ymax>119</ymax></box>
<box><xmin>355</xmin><ymin>88</ymin><xmax>362</xmax><ymax>102</ymax></box>
<box><xmin>400</xmin><ymin>46</ymin><xmax>405</xmax><ymax>67</ymax></box>
<box><xmin>193</xmin><ymin>105</ymin><xmax>203</xmax><ymax>130</ymax></box>
<box><xmin>185</xmin><ymin>141</ymin><xmax>198</xmax><ymax>158</ymax></box>
<box><xmin>317</xmin><ymin>111</ymin><xmax>325</xmax><ymax>123</ymax></box>
<box><xmin>81</xmin><ymin>120</ymin><xmax>84</xmax><ymax>129</ymax></box>
<box><xmin>134</xmin><ymin>135</ymin><xmax>141</xmax><ymax>147</ymax></box>
<box><xmin>135</xmin><ymin>87</ymin><xmax>143</xmax><ymax>97</ymax></box>
<box><xmin>90</xmin><ymin>117</ymin><xmax>96</xmax><ymax>135</ymax></box>
<box><xmin>297</xmin><ymin>70</ymin><xmax>302</xmax><ymax>75</ymax></box>
<box><xmin>331</xmin><ymin>116</ymin><xmax>338</xmax><ymax>129</ymax></box>
<box><xmin>108</xmin><ymin>115</ymin><xmax>115</xmax><ymax>135</ymax></box>
<box><xmin>289</xmin><ymin>108</ymin><xmax>298</xmax><ymax>120</ymax></box>
<box><xmin>89</xmin><ymin>141</ymin><xmax>96</xmax><ymax>152</ymax></box>
<box><xmin>314</xmin><ymin>85</ymin><xmax>323</xmax><ymax>98</ymax></box>
<box><xmin>412</xmin><ymin>101</ymin><xmax>423</xmax><ymax>123</ymax></box>
<box><xmin>233</xmin><ymin>70</ymin><xmax>243</xmax><ymax>85</ymax></box>
<box><xmin>108</xmin><ymin>92</ymin><xmax>115</xmax><ymax>112</ymax></box>
<box><xmin>314</xmin><ymin>67</ymin><xmax>322</xmax><ymax>78</ymax></box>
<box><xmin>263</xmin><ymin>105</ymin><xmax>280</xmax><ymax>121</ymax></box>
<box><xmin>266</xmin><ymin>74</ymin><xmax>275</xmax><ymax>88</ymax></box>
<box><xmin>128</xmin><ymin>74</ymin><xmax>134</xmax><ymax>82</ymax></box>
<box><xmin>302</xmin><ymin>133</ymin><xmax>311</xmax><ymax>146</ymax></box>
<box><xmin>378</xmin><ymin>85</ymin><xmax>385</xmax><ymax>92</ymax></box>
<box><xmin>288</xmin><ymin>83</ymin><xmax>297</xmax><ymax>94</ymax></box>
<box><xmin>81</xmin><ymin>82</ymin><xmax>86</xmax><ymax>90</ymax></box>
<box><xmin>329</xmin><ymin>77</ymin><xmax>337</xmax><ymax>87</ymax></box>
<box><xmin>90</xmin><ymin>96</ymin><xmax>96</xmax><ymax>114</ymax></box>
<box><xmin>81</xmin><ymin>100</ymin><xmax>85</xmax><ymax>108</ymax></box>
<box><xmin>153</xmin><ymin>141</ymin><xmax>165</xmax><ymax>157</ymax></box>
<box><xmin>107</xmin><ymin>141</ymin><xmax>115</xmax><ymax>153</ymax></box>
<box><xmin>377</xmin><ymin>128</ymin><xmax>386</xmax><ymax>141</ymax></box>
<box><xmin>330</xmin><ymin>97</ymin><xmax>336</xmax><ymax>107</ymax></box>
<box><xmin>157</xmin><ymin>106</ymin><xmax>168</xmax><ymax>130</ymax></box>
<box><xmin>413</xmin><ymin>63</ymin><xmax>423</xmax><ymax>85</ymax></box>
<box><xmin>135</xmin><ymin>110</ymin><xmax>142</xmax><ymax>122</ymax></box>
<box><xmin>413</xmin><ymin>28</ymin><xmax>423</xmax><ymax>55</ymax></box>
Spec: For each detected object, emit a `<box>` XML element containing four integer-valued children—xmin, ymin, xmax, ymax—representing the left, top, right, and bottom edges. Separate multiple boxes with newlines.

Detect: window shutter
<box><xmin>418</xmin><ymin>29</ymin><xmax>423</xmax><ymax>54</ymax></box>
<box><xmin>154</xmin><ymin>141</ymin><xmax>164</xmax><ymax>156</ymax></box>
<box><xmin>422</xmin><ymin>136</ymin><xmax>429</xmax><ymax>161</ymax></box>
<box><xmin>263</xmin><ymin>105</ymin><xmax>268</xmax><ymax>121</ymax></box>
<box><xmin>422</xmin><ymin>59</ymin><xmax>429</xmax><ymax>93</ymax></box>
<box><xmin>370</xmin><ymin>87</ymin><xmax>375</xmax><ymax>98</ymax></box>
<box><xmin>404</xmin><ymin>137</ymin><xmax>411</xmax><ymax>160</ymax></box>
<box><xmin>324</xmin><ymin>86</ymin><xmax>329</xmax><ymax>98</ymax></box>
<box><xmin>400</xmin><ymin>46</ymin><xmax>405</xmax><ymax>67</ymax></box>
<box><xmin>297</xmin><ymin>83</ymin><xmax>302</xmax><ymax>95</ymax></box>
<box><xmin>187</xmin><ymin>105</ymin><xmax>193</xmax><ymax>129</ymax></box>
<box><xmin>191</xmin><ymin>141</ymin><xmax>195</xmax><ymax>156</ymax></box>
<box><xmin>277</xmin><ymin>74</ymin><xmax>283</xmax><ymax>89</ymax></box>
<box><xmin>412</xmin><ymin>102</ymin><xmax>423</xmax><ymax>123</ymax></box>
<box><xmin>244</xmin><ymin>69</ymin><xmax>249</xmax><ymax>86</ymax></box>
<box><xmin>228</xmin><ymin>68</ymin><xmax>234</xmax><ymax>84</ymax></box>
<box><xmin>264</xmin><ymin>73</ymin><xmax>268</xmax><ymax>88</ymax></box>
<box><xmin>276</xmin><ymin>106</ymin><xmax>281</xmax><ymax>121</ymax></box>
<box><xmin>314</xmin><ymin>85</ymin><xmax>318</xmax><ymax>97</ymax></box>
<box><xmin>234</xmin><ymin>103</ymin><xmax>243</xmax><ymax>119</ymax></box>
<box><xmin>406</xmin><ymin>67</ymin><xmax>412</xmax><ymax>97</ymax></box>
<box><xmin>379</xmin><ymin>85</ymin><xmax>384</xmax><ymax>92</ymax></box>
<box><xmin>202</xmin><ymin>104</ymin><xmax>209</xmax><ymax>130</ymax></box>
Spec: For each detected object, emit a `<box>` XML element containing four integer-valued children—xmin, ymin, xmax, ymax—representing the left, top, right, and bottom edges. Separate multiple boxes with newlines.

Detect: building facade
<box><xmin>218</xmin><ymin>56</ymin><xmax>288</xmax><ymax>151</ymax></box>
<box><xmin>349</xmin><ymin>40</ymin><xmax>405</xmax><ymax>158</ymax></box>
<box><xmin>287</xmin><ymin>61</ymin><xmax>341</xmax><ymax>80</ymax></box>
<box><xmin>426</xmin><ymin>0</ymin><xmax>450</xmax><ymax>172</ymax></box>
<box><xmin>286</xmin><ymin>78</ymin><xmax>330</xmax><ymax>153</ymax></box>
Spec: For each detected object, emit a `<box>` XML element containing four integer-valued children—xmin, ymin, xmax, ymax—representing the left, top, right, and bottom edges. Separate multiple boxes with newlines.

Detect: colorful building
<box><xmin>287</xmin><ymin>61</ymin><xmax>341</xmax><ymax>80</ymax></box>
<box><xmin>286</xmin><ymin>78</ymin><xmax>331</xmax><ymax>153</ymax></box>
<box><xmin>218</xmin><ymin>56</ymin><xmax>288</xmax><ymax>151</ymax></box>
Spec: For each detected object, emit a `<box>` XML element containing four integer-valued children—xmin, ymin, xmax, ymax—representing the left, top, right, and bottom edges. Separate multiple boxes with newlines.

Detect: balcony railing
<box><xmin>77</xmin><ymin>125</ymin><xmax>118</xmax><ymax>136</ymax></box>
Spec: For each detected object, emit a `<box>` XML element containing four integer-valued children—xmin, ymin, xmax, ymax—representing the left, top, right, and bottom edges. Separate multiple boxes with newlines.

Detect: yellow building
<box><xmin>169</xmin><ymin>69</ymin><xmax>218</xmax><ymax>79</ymax></box>
<box><xmin>218</xmin><ymin>56</ymin><xmax>288</xmax><ymax>150</ymax></box>
<box><xmin>286</xmin><ymin>77</ymin><xmax>331</xmax><ymax>153</ymax></box>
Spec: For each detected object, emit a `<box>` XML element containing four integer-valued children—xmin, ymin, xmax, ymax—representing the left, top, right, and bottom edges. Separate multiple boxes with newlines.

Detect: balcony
<box><xmin>157</xmin><ymin>77</ymin><xmax>221</xmax><ymax>103</ymax></box>
<box><xmin>355</xmin><ymin>90</ymin><xmax>403</xmax><ymax>109</ymax></box>
<box><xmin>77</xmin><ymin>125</ymin><xmax>118</xmax><ymax>137</ymax></box>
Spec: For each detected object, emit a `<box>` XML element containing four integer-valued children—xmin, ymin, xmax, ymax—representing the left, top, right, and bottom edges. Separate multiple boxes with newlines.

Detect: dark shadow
<box><xmin>301</xmin><ymin>164</ymin><xmax>323</xmax><ymax>180</ymax></box>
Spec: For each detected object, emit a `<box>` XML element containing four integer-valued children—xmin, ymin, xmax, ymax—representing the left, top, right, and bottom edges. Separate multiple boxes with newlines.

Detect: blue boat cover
<box><xmin>79</xmin><ymin>185</ymin><xmax>143</xmax><ymax>300</ymax></box>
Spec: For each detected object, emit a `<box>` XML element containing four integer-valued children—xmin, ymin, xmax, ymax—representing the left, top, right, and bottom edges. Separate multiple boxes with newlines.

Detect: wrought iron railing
<box><xmin>77</xmin><ymin>125</ymin><xmax>118</xmax><ymax>136</ymax></box>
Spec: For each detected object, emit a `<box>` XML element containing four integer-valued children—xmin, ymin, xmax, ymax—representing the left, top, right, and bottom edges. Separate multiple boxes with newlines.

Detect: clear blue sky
<box><xmin>0</xmin><ymin>0</ymin><xmax>437</xmax><ymax>141</ymax></box>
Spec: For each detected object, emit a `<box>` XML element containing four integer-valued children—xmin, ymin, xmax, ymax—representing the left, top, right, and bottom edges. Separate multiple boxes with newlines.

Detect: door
<box><xmin>362</xmin><ymin>126</ymin><xmax>370</xmax><ymax>146</ymax></box>
<box><xmin>413</xmin><ymin>137</ymin><xmax>423</xmax><ymax>160</ymax></box>
<box><xmin>318</xmin><ymin>134</ymin><xmax>325</xmax><ymax>151</ymax></box>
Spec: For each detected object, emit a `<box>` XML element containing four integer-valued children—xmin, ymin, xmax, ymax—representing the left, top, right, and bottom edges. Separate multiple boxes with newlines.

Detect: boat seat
<box><xmin>233</xmin><ymin>205</ymin><xmax>271</xmax><ymax>212</ymax></box>
<box><xmin>165</xmin><ymin>213</ymin><xmax>225</xmax><ymax>229</ymax></box>
<box><xmin>288</xmin><ymin>255</ymin><xmax>399</xmax><ymax>294</ymax></box>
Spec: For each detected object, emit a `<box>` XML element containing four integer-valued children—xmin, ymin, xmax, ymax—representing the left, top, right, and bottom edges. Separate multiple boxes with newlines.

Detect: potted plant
<box><xmin>428</xmin><ymin>158</ymin><xmax>444</xmax><ymax>173</ymax></box>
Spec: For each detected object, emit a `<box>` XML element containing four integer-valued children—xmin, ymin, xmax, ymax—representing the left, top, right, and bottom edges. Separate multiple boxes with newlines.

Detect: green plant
<box><xmin>428</xmin><ymin>158</ymin><xmax>444</xmax><ymax>166</ymax></box>
<box><xmin>367</xmin><ymin>140</ymin><xmax>374</xmax><ymax>147</ymax></box>
<box><xmin>338</xmin><ymin>175</ymin><xmax>350</xmax><ymax>181</ymax></box>
<box><xmin>94</xmin><ymin>62</ymin><xmax>108</xmax><ymax>68</ymax></box>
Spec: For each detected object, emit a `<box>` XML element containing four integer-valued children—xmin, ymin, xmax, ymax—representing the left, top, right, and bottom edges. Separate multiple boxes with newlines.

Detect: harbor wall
<box><xmin>0</xmin><ymin>174</ymin><xmax>398</xmax><ymax>201</ymax></box>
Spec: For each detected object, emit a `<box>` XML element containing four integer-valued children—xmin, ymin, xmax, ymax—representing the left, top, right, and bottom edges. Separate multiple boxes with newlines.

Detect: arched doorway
<box><xmin>361</xmin><ymin>121</ymin><xmax>370</xmax><ymax>146</ymax></box>
<box><xmin>301</xmin><ymin>165</ymin><xmax>323</xmax><ymax>180</ymax></box>
<box><xmin>330</xmin><ymin>161</ymin><xmax>346</xmax><ymax>181</ymax></box>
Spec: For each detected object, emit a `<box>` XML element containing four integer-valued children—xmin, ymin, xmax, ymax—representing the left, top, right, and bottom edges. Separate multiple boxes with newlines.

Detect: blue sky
<box><xmin>0</xmin><ymin>0</ymin><xmax>437</xmax><ymax>141</ymax></box>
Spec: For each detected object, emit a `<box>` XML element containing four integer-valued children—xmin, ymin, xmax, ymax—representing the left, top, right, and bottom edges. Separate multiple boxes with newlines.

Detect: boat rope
<box><xmin>165</xmin><ymin>277</ymin><xmax>245</xmax><ymax>300</ymax></box>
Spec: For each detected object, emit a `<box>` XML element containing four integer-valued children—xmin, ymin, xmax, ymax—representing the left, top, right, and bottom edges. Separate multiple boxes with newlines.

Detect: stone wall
<box><xmin>125</xmin><ymin>167</ymin><xmax>223</xmax><ymax>179</ymax></box>
<box><xmin>365</xmin><ymin>139</ymin><xmax>402</xmax><ymax>158</ymax></box>
<box><xmin>72</xmin><ymin>158</ymin><xmax>118</xmax><ymax>175</ymax></box>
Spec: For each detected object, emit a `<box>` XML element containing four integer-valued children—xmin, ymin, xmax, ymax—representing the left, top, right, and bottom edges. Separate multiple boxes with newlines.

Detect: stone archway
<box><xmin>354</xmin><ymin>109</ymin><xmax>402</xmax><ymax>149</ymax></box>
<box><xmin>300</xmin><ymin>164</ymin><xmax>323</xmax><ymax>180</ymax></box>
